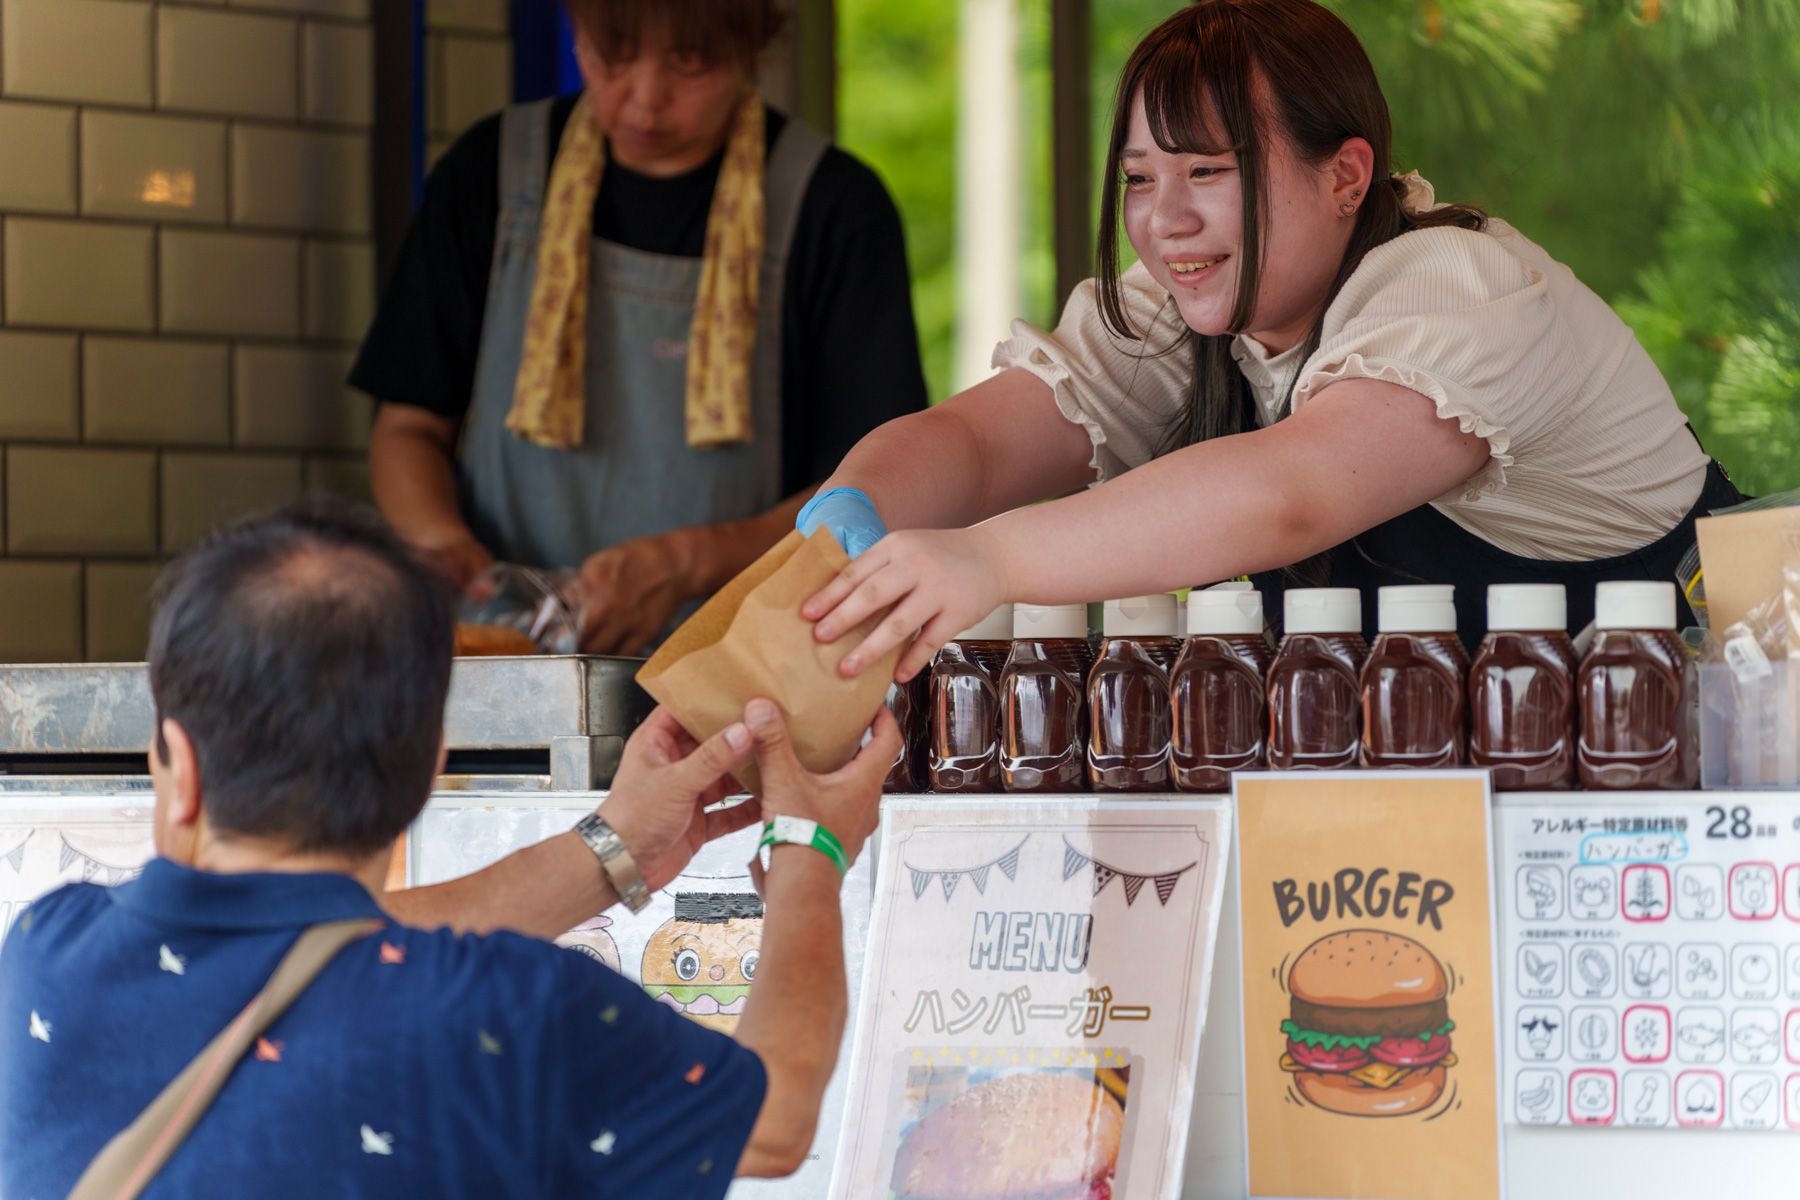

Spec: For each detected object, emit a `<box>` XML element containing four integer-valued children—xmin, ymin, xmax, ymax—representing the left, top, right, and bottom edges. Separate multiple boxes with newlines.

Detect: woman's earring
<box><xmin>1340</xmin><ymin>201</ymin><xmax>1357</xmax><ymax>215</ymax></box>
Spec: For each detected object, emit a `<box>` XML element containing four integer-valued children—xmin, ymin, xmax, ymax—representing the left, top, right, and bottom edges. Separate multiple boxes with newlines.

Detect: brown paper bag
<box><xmin>637</xmin><ymin>528</ymin><xmax>909</xmax><ymax>793</ymax></box>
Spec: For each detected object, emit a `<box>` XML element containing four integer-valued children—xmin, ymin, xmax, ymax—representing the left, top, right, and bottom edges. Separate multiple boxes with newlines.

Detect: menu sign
<box><xmin>0</xmin><ymin>797</ymin><xmax>155</xmax><ymax>948</ymax></box>
<box><xmin>830</xmin><ymin>798</ymin><xmax>1231</xmax><ymax>1200</ymax></box>
<box><xmin>1497</xmin><ymin>795</ymin><xmax>1800</xmax><ymax>1131</ymax></box>
<box><xmin>1234</xmin><ymin>772</ymin><xmax>1503</xmax><ymax>1200</ymax></box>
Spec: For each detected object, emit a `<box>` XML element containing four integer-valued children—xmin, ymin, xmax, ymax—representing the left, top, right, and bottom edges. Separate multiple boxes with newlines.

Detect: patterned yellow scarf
<box><xmin>506</xmin><ymin>91</ymin><xmax>764</xmax><ymax>450</ymax></box>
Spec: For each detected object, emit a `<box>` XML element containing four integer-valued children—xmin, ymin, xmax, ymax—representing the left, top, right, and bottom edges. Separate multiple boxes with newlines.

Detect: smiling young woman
<box><xmin>798</xmin><ymin>0</ymin><xmax>1743</xmax><ymax>679</ymax></box>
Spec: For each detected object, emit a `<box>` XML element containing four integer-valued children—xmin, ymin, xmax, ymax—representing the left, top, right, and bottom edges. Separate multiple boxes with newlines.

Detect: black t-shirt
<box><xmin>350</xmin><ymin>97</ymin><xmax>928</xmax><ymax>498</ymax></box>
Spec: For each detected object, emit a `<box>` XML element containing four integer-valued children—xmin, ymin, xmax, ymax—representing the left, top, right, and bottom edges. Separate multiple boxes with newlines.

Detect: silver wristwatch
<box><xmin>573</xmin><ymin>812</ymin><xmax>650</xmax><ymax>913</ymax></box>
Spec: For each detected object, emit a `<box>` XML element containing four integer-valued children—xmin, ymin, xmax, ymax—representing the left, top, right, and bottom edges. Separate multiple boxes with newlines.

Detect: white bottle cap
<box><xmin>1102</xmin><ymin>594</ymin><xmax>1178</xmax><ymax>637</ymax></box>
<box><xmin>1013</xmin><ymin>602</ymin><xmax>1089</xmax><ymax>640</ymax></box>
<box><xmin>1377</xmin><ymin>585</ymin><xmax>1457</xmax><ymax>634</ymax></box>
<box><xmin>1593</xmin><ymin>581</ymin><xmax>1677</xmax><ymax>631</ymax></box>
<box><xmin>1486</xmin><ymin>583</ymin><xmax>1566</xmax><ymax>633</ymax></box>
<box><xmin>1283</xmin><ymin>588</ymin><xmax>1362</xmax><ymax>635</ymax></box>
<box><xmin>952</xmin><ymin>605</ymin><xmax>1013</xmax><ymax>641</ymax></box>
<box><xmin>1187</xmin><ymin>587</ymin><xmax>1263</xmax><ymax>635</ymax></box>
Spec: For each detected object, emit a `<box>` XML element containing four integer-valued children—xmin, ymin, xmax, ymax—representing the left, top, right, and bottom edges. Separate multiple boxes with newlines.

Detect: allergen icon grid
<box><xmin>1501</xmin><ymin>800</ymin><xmax>1800</xmax><ymax>1131</ymax></box>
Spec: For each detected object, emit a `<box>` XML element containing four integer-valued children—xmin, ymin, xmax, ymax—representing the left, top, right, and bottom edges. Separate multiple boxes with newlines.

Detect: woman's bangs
<box><xmin>1135</xmin><ymin>32</ymin><xmax>1245</xmax><ymax>159</ymax></box>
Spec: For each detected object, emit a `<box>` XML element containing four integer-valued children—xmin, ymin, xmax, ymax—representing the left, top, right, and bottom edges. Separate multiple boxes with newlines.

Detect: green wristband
<box><xmin>760</xmin><ymin>816</ymin><xmax>848</xmax><ymax>877</ymax></box>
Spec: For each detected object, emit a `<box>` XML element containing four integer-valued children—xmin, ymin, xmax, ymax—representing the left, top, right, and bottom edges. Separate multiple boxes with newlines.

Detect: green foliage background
<box><xmin>837</xmin><ymin>0</ymin><xmax>1800</xmax><ymax>494</ymax></box>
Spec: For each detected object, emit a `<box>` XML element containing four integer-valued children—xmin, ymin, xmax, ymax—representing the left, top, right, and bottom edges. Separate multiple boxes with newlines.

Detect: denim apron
<box><xmin>461</xmin><ymin>98</ymin><xmax>828</xmax><ymax>570</ymax></box>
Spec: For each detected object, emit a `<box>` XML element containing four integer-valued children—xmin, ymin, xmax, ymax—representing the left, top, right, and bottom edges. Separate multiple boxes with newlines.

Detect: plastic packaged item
<box><xmin>1087</xmin><ymin>595</ymin><xmax>1181</xmax><ymax>792</ymax></box>
<box><xmin>1171</xmin><ymin>586</ymin><xmax>1272</xmax><ymax>792</ymax></box>
<box><xmin>457</xmin><ymin>563</ymin><xmax>585</xmax><ymax>655</ymax></box>
<box><xmin>1360</xmin><ymin>586</ymin><xmax>1469</xmax><ymax>769</ymax></box>
<box><xmin>928</xmin><ymin>606</ymin><xmax>1014</xmax><ymax>793</ymax></box>
<box><xmin>1268</xmin><ymin>588</ymin><xmax>1367</xmax><ymax>770</ymax></box>
<box><xmin>1000</xmin><ymin>603</ymin><xmax>1094</xmax><ymax>792</ymax></box>
<box><xmin>1577</xmin><ymin>581</ymin><xmax>1698</xmax><ymax>790</ymax></box>
<box><xmin>882</xmin><ymin>672</ymin><xmax>930</xmax><ymax>793</ymax></box>
<box><xmin>1469</xmin><ymin>584</ymin><xmax>1577</xmax><ymax>790</ymax></box>
<box><xmin>1697</xmin><ymin>512</ymin><xmax>1800</xmax><ymax>788</ymax></box>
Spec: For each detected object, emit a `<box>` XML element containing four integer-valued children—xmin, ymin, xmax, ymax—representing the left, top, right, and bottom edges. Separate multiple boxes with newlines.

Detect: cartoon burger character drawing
<box><xmin>1279</xmin><ymin>930</ymin><xmax>1456</xmax><ymax>1117</ymax></box>
<box><xmin>640</xmin><ymin>893</ymin><xmax>762</xmax><ymax>1033</ymax></box>
<box><xmin>554</xmin><ymin>914</ymin><xmax>621</xmax><ymax>971</ymax></box>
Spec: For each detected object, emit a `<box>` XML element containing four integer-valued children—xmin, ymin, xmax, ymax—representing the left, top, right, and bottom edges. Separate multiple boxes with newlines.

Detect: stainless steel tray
<box><xmin>0</xmin><ymin>657</ymin><xmax>654</xmax><ymax>790</ymax></box>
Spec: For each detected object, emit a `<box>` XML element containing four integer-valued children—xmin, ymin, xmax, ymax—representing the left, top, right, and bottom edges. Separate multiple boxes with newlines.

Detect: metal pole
<box><xmin>1051</xmin><ymin>0</ymin><xmax>1091</xmax><ymax>318</ymax></box>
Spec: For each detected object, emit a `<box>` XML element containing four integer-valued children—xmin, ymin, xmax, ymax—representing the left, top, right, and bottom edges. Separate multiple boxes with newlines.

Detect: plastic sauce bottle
<box><xmin>1577</xmin><ymin>581</ymin><xmax>1698</xmax><ymax>790</ymax></box>
<box><xmin>927</xmin><ymin>606</ymin><xmax>1013</xmax><ymax>794</ymax></box>
<box><xmin>1470</xmin><ymin>583</ymin><xmax>1577</xmax><ymax>790</ymax></box>
<box><xmin>1000</xmin><ymin>603</ymin><xmax>1094</xmax><ymax>792</ymax></box>
<box><xmin>1360</xmin><ymin>585</ymin><xmax>1469</xmax><ymax>768</ymax></box>
<box><xmin>881</xmin><ymin>671</ymin><xmax>929</xmax><ymax>793</ymax></box>
<box><xmin>1267</xmin><ymin>588</ymin><xmax>1367</xmax><ymax>771</ymax></box>
<box><xmin>1087</xmin><ymin>595</ymin><xmax>1181</xmax><ymax>792</ymax></box>
<box><xmin>1170</xmin><ymin>586</ymin><xmax>1272</xmax><ymax>792</ymax></box>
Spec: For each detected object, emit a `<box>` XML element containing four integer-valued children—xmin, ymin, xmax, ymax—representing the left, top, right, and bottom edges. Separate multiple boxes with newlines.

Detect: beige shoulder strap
<box><xmin>66</xmin><ymin>916</ymin><xmax>384</xmax><ymax>1200</ymax></box>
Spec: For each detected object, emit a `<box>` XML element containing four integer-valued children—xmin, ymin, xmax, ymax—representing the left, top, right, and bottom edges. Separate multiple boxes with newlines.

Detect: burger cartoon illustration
<box><xmin>891</xmin><ymin>1072</ymin><xmax>1123</xmax><ymax>1200</ymax></box>
<box><xmin>554</xmin><ymin>914</ymin><xmax>621</xmax><ymax>971</ymax></box>
<box><xmin>1279</xmin><ymin>930</ymin><xmax>1456</xmax><ymax>1117</ymax></box>
<box><xmin>640</xmin><ymin>893</ymin><xmax>762</xmax><ymax>1033</ymax></box>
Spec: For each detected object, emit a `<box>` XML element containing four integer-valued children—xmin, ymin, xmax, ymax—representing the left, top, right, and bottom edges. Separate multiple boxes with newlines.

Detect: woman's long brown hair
<box><xmin>1095</xmin><ymin>0</ymin><xmax>1487</xmax><ymax>456</ymax></box>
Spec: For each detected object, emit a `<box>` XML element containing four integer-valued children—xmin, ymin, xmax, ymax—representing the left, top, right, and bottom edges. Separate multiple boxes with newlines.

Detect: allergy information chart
<box><xmin>1499</xmin><ymin>794</ymin><xmax>1800</xmax><ymax>1132</ymax></box>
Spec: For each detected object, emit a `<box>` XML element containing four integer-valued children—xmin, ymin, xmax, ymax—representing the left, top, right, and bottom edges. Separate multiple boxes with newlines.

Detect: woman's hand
<box><xmin>600</xmin><ymin>706</ymin><xmax>760</xmax><ymax>892</ymax></box>
<box><xmin>418</xmin><ymin>533</ymin><xmax>495</xmax><ymax>592</ymax></box>
<box><xmin>577</xmin><ymin>533</ymin><xmax>697</xmax><ymax>655</ymax></box>
<box><xmin>802</xmin><ymin>525</ymin><xmax>1010</xmax><ymax>683</ymax></box>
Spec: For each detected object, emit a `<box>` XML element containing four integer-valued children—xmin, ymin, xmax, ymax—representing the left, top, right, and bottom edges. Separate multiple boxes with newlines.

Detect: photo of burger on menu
<box><xmin>887</xmin><ymin>1055</ymin><xmax>1128</xmax><ymax>1199</ymax></box>
<box><xmin>1278</xmin><ymin>930</ymin><xmax>1458</xmax><ymax>1117</ymax></box>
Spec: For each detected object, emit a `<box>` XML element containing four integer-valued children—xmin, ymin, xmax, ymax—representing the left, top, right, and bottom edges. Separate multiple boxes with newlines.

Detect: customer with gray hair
<box><xmin>0</xmin><ymin>499</ymin><xmax>893</xmax><ymax>1199</ymax></box>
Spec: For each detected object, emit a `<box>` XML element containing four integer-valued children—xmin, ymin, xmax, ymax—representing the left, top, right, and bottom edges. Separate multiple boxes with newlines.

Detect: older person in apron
<box><xmin>354</xmin><ymin>0</ymin><xmax>926</xmax><ymax>653</ymax></box>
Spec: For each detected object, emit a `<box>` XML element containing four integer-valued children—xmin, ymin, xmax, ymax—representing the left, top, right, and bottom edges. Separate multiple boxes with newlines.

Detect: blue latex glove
<box><xmin>796</xmin><ymin>487</ymin><xmax>888</xmax><ymax>559</ymax></box>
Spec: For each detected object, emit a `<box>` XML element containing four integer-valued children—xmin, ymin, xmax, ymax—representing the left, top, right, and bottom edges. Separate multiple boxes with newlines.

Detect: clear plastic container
<box><xmin>927</xmin><ymin>606</ymin><xmax>1013</xmax><ymax>794</ymax></box>
<box><xmin>1268</xmin><ymin>588</ymin><xmax>1367</xmax><ymax>771</ymax></box>
<box><xmin>1577</xmin><ymin>581</ymin><xmax>1699</xmax><ymax>790</ymax></box>
<box><xmin>1360</xmin><ymin>585</ymin><xmax>1469</xmax><ymax>769</ymax></box>
<box><xmin>1088</xmin><ymin>595</ymin><xmax>1180</xmax><ymax>792</ymax></box>
<box><xmin>1171</xmin><ymin>586</ymin><xmax>1272</xmax><ymax>792</ymax></box>
<box><xmin>1001</xmin><ymin>603</ymin><xmax>1094</xmax><ymax>793</ymax></box>
<box><xmin>1470</xmin><ymin>584</ymin><xmax>1577</xmax><ymax>790</ymax></box>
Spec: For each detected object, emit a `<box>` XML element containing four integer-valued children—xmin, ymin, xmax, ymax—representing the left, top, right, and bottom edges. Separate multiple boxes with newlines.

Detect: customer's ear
<box><xmin>152</xmin><ymin>718</ymin><xmax>204</xmax><ymax>829</ymax></box>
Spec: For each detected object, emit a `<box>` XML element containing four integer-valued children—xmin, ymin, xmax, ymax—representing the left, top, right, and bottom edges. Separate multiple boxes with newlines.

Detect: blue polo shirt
<box><xmin>0</xmin><ymin>859</ymin><xmax>767</xmax><ymax>1198</ymax></box>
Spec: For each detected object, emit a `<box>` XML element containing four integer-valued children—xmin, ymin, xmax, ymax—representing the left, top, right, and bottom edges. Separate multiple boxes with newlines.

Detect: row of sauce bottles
<box><xmin>881</xmin><ymin>580</ymin><xmax>1698</xmax><ymax>794</ymax></box>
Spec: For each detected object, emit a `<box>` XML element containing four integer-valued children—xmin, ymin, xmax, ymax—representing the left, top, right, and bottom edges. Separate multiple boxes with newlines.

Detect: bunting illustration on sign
<box><xmin>906</xmin><ymin>838</ymin><xmax>1027</xmax><ymax>901</ymax></box>
<box><xmin>58</xmin><ymin>834</ymin><xmax>141</xmax><ymax>886</ymax></box>
<box><xmin>1063</xmin><ymin>837</ymin><xmax>1196</xmax><ymax>907</ymax></box>
<box><xmin>0</xmin><ymin>831</ymin><xmax>28</xmax><ymax>874</ymax></box>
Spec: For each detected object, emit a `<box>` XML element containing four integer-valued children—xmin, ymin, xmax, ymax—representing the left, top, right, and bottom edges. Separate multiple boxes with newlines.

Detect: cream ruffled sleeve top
<box><xmin>992</xmin><ymin>176</ymin><xmax>1708</xmax><ymax>562</ymax></box>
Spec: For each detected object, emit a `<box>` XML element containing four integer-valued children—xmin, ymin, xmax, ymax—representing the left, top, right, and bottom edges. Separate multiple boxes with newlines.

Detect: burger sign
<box><xmin>1278</xmin><ymin>930</ymin><xmax>1457</xmax><ymax>1117</ymax></box>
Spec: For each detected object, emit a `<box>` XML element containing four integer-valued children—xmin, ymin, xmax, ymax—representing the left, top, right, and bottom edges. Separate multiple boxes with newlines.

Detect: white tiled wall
<box><xmin>0</xmin><ymin>0</ymin><xmax>383</xmax><ymax>661</ymax></box>
<box><xmin>426</xmin><ymin>0</ymin><xmax>510</xmax><ymax>165</ymax></box>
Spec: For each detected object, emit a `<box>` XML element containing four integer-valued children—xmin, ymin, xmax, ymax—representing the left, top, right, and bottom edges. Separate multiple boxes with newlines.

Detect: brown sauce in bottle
<box><xmin>1361</xmin><ymin>633</ymin><xmax>1469</xmax><ymax>768</ymax></box>
<box><xmin>1471</xmin><ymin>631</ymin><xmax>1577</xmax><ymax>790</ymax></box>
<box><xmin>928</xmin><ymin>639</ymin><xmax>1012</xmax><ymax>793</ymax></box>
<box><xmin>1171</xmin><ymin>635</ymin><xmax>1273</xmax><ymax>791</ymax></box>
<box><xmin>1001</xmin><ymin>604</ymin><xmax>1094</xmax><ymax>793</ymax></box>
<box><xmin>1267</xmin><ymin>588</ymin><xmax>1367</xmax><ymax>771</ymax></box>
<box><xmin>1577</xmin><ymin>582</ymin><xmax>1697</xmax><ymax>790</ymax></box>
<box><xmin>882</xmin><ymin>672</ymin><xmax>930</xmax><ymax>793</ymax></box>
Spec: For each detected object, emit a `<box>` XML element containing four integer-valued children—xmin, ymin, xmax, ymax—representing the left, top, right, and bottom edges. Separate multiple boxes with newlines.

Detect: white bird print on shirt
<box><xmin>590</xmin><ymin>1131</ymin><xmax>616</xmax><ymax>1155</ymax></box>
<box><xmin>28</xmin><ymin>1010</ymin><xmax>51</xmax><ymax>1042</ymax></box>
<box><xmin>360</xmin><ymin>1125</ymin><xmax>394</xmax><ymax>1155</ymax></box>
<box><xmin>158</xmin><ymin>945</ymin><xmax>186</xmax><ymax>975</ymax></box>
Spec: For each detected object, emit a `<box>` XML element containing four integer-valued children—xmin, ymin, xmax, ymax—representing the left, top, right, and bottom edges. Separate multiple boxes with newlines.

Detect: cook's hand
<box><xmin>802</xmin><ymin>526</ymin><xmax>1007</xmax><ymax>683</ymax></box>
<box><xmin>746</xmin><ymin>697</ymin><xmax>895</xmax><ymax>869</ymax></box>
<box><xmin>600</xmin><ymin>706</ymin><xmax>760</xmax><ymax>893</ymax></box>
<box><xmin>417</xmin><ymin>532</ymin><xmax>495</xmax><ymax>592</ymax></box>
<box><xmin>577</xmin><ymin>533</ymin><xmax>695</xmax><ymax>655</ymax></box>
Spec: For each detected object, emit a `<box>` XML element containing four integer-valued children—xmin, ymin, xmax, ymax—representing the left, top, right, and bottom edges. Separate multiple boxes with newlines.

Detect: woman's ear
<box><xmin>1330</xmin><ymin>137</ymin><xmax>1377</xmax><ymax>213</ymax></box>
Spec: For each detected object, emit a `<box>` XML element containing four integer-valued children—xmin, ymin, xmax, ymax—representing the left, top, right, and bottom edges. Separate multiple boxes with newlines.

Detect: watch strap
<box><xmin>574</xmin><ymin>812</ymin><xmax>651</xmax><ymax>913</ymax></box>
